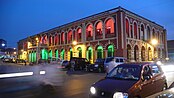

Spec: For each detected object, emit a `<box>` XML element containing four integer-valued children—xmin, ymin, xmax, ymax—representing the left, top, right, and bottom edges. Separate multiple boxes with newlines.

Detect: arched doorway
<box><xmin>127</xmin><ymin>45</ymin><xmax>131</xmax><ymax>61</ymax></box>
<box><xmin>86</xmin><ymin>47</ymin><xmax>93</xmax><ymax>63</ymax></box>
<box><xmin>141</xmin><ymin>46</ymin><xmax>145</xmax><ymax>61</ymax></box>
<box><xmin>158</xmin><ymin>48</ymin><xmax>161</xmax><ymax>59</ymax></box>
<box><xmin>41</xmin><ymin>49</ymin><xmax>48</xmax><ymax>60</ymax></box>
<box><xmin>60</xmin><ymin>49</ymin><xmax>65</xmax><ymax>60</ymax></box>
<box><xmin>108</xmin><ymin>44</ymin><xmax>114</xmax><ymax>57</ymax></box>
<box><xmin>33</xmin><ymin>51</ymin><xmax>36</xmax><ymax>62</ymax></box>
<box><xmin>134</xmin><ymin>45</ymin><xmax>139</xmax><ymax>61</ymax></box>
<box><xmin>29</xmin><ymin>52</ymin><xmax>32</xmax><ymax>62</ymax></box>
<box><xmin>55</xmin><ymin>49</ymin><xmax>58</xmax><ymax>59</ymax></box>
<box><xmin>77</xmin><ymin>47</ymin><xmax>82</xmax><ymax>58</ymax></box>
<box><xmin>148</xmin><ymin>47</ymin><xmax>152</xmax><ymax>61</ymax></box>
<box><xmin>49</xmin><ymin>50</ymin><xmax>52</xmax><ymax>59</ymax></box>
<box><xmin>70</xmin><ymin>48</ymin><xmax>73</xmax><ymax>59</ymax></box>
<box><xmin>97</xmin><ymin>46</ymin><xmax>103</xmax><ymax>59</ymax></box>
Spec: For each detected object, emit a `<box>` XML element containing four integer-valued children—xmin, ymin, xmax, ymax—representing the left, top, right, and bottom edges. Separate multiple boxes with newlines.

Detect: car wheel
<box><xmin>162</xmin><ymin>83</ymin><xmax>168</xmax><ymax>91</ymax></box>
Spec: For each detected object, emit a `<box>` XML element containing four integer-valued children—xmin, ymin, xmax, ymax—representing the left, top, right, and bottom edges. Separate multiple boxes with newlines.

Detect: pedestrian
<box><xmin>24</xmin><ymin>59</ymin><xmax>27</xmax><ymax>66</ymax></box>
<box><xmin>107</xmin><ymin>57</ymin><xmax>117</xmax><ymax>73</ymax></box>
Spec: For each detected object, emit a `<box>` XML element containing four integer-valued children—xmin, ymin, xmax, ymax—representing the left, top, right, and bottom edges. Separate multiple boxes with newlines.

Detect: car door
<box><xmin>140</xmin><ymin>65</ymin><xmax>156</xmax><ymax>97</ymax></box>
<box><xmin>151</xmin><ymin>63</ymin><xmax>166</xmax><ymax>93</ymax></box>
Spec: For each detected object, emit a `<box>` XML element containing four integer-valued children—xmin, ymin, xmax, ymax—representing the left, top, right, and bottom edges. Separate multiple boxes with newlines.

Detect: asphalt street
<box><xmin>0</xmin><ymin>62</ymin><xmax>105</xmax><ymax>98</ymax></box>
<box><xmin>0</xmin><ymin>62</ymin><xmax>174</xmax><ymax>98</ymax></box>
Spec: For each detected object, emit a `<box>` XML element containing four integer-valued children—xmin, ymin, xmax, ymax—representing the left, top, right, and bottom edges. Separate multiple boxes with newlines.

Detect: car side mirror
<box><xmin>142</xmin><ymin>75</ymin><xmax>150</xmax><ymax>81</ymax></box>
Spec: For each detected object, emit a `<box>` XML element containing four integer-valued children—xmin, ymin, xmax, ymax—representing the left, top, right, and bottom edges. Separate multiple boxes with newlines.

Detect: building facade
<box><xmin>167</xmin><ymin>40</ymin><xmax>174</xmax><ymax>62</ymax></box>
<box><xmin>17</xmin><ymin>7</ymin><xmax>168</xmax><ymax>63</ymax></box>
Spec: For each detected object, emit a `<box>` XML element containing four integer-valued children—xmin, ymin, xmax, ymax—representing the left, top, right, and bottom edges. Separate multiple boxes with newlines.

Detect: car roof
<box><xmin>106</xmin><ymin>57</ymin><xmax>125</xmax><ymax>58</ymax></box>
<box><xmin>119</xmin><ymin>62</ymin><xmax>154</xmax><ymax>66</ymax></box>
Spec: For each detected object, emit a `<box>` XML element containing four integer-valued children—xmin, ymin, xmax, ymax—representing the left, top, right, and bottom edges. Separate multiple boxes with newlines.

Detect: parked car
<box><xmin>69</xmin><ymin>57</ymin><xmax>90</xmax><ymax>70</ymax></box>
<box><xmin>89</xmin><ymin>62</ymin><xmax>167</xmax><ymax>98</ymax></box>
<box><xmin>104</xmin><ymin>57</ymin><xmax>126</xmax><ymax>73</ymax></box>
<box><xmin>147</xmin><ymin>82</ymin><xmax>174</xmax><ymax>98</ymax></box>
<box><xmin>87</xmin><ymin>58</ymin><xmax>105</xmax><ymax>73</ymax></box>
<box><xmin>15</xmin><ymin>59</ymin><xmax>26</xmax><ymax>65</ymax></box>
<box><xmin>3</xmin><ymin>58</ymin><xmax>12</xmax><ymax>63</ymax></box>
<box><xmin>61</xmin><ymin>60</ymin><xmax>70</xmax><ymax>69</ymax></box>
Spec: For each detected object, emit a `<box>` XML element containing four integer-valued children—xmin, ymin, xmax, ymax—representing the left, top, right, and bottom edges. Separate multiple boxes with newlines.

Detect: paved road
<box><xmin>0</xmin><ymin>62</ymin><xmax>174</xmax><ymax>98</ymax></box>
<box><xmin>0</xmin><ymin>62</ymin><xmax>105</xmax><ymax>98</ymax></box>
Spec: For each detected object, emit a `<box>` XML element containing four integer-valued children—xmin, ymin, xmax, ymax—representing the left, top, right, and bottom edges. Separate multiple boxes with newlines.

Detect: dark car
<box><xmin>87</xmin><ymin>58</ymin><xmax>105</xmax><ymax>73</ymax></box>
<box><xmin>61</xmin><ymin>60</ymin><xmax>70</xmax><ymax>69</ymax></box>
<box><xmin>89</xmin><ymin>62</ymin><xmax>167</xmax><ymax>98</ymax></box>
<box><xmin>69</xmin><ymin>57</ymin><xmax>90</xmax><ymax>71</ymax></box>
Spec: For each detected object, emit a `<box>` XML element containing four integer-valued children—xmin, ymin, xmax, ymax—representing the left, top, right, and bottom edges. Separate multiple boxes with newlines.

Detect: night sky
<box><xmin>0</xmin><ymin>0</ymin><xmax>174</xmax><ymax>48</ymax></box>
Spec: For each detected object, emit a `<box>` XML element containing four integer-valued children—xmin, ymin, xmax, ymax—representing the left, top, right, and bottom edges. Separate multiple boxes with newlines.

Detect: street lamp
<box><xmin>151</xmin><ymin>39</ymin><xmax>158</xmax><ymax>61</ymax></box>
<box><xmin>36</xmin><ymin>37</ymin><xmax>40</xmax><ymax>64</ymax></box>
<box><xmin>151</xmin><ymin>39</ymin><xmax>158</xmax><ymax>46</ymax></box>
<box><xmin>2</xmin><ymin>43</ymin><xmax>5</xmax><ymax>47</ymax></box>
<box><xmin>72</xmin><ymin>41</ymin><xmax>77</xmax><ymax>45</ymax></box>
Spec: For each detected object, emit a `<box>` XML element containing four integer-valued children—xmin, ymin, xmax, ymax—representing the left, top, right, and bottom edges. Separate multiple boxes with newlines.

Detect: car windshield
<box><xmin>106</xmin><ymin>64</ymin><xmax>141</xmax><ymax>80</ymax></box>
<box><xmin>63</xmin><ymin>61</ymin><xmax>68</xmax><ymax>63</ymax></box>
<box><xmin>95</xmin><ymin>59</ymin><xmax>104</xmax><ymax>63</ymax></box>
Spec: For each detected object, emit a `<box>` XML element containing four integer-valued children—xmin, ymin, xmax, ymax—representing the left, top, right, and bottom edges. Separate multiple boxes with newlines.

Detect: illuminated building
<box><xmin>17</xmin><ymin>7</ymin><xmax>167</xmax><ymax>63</ymax></box>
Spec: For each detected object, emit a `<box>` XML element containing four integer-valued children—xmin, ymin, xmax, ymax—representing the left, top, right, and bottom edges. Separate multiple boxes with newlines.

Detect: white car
<box><xmin>104</xmin><ymin>57</ymin><xmax>125</xmax><ymax>73</ymax></box>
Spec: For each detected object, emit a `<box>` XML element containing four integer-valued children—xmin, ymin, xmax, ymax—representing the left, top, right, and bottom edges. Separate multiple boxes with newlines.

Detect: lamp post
<box><xmin>36</xmin><ymin>37</ymin><xmax>39</xmax><ymax>64</ymax></box>
<box><xmin>151</xmin><ymin>39</ymin><xmax>158</xmax><ymax>61</ymax></box>
<box><xmin>72</xmin><ymin>41</ymin><xmax>77</xmax><ymax>57</ymax></box>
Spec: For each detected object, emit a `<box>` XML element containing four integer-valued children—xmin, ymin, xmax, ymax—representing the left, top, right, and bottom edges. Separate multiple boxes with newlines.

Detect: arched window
<box><xmin>134</xmin><ymin>22</ymin><xmax>137</xmax><ymax>39</ymax></box>
<box><xmin>55</xmin><ymin>34</ymin><xmax>58</xmax><ymax>45</ymax></box>
<box><xmin>58</xmin><ymin>34</ymin><xmax>60</xmax><ymax>45</ymax></box>
<box><xmin>77</xmin><ymin>28</ymin><xmax>82</xmax><ymax>42</ymax></box>
<box><xmin>61</xmin><ymin>32</ymin><xmax>64</xmax><ymax>44</ymax></box>
<box><xmin>49</xmin><ymin>36</ymin><xmax>52</xmax><ymax>46</ymax></box>
<box><xmin>52</xmin><ymin>36</ymin><xmax>54</xmax><ymax>45</ymax></box>
<box><xmin>147</xmin><ymin>26</ymin><xmax>151</xmax><ymax>40</ymax></box>
<box><xmin>68</xmin><ymin>30</ymin><xmax>72</xmax><ymax>43</ymax></box>
<box><xmin>140</xmin><ymin>24</ymin><xmax>145</xmax><ymax>40</ymax></box>
<box><xmin>152</xmin><ymin>29</ymin><xmax>155</xmax><ymax>39</ymax></box>
<box><xmin>95</xmin><ymin>21</ymin><xmax>103</xmax><ymax>36</ymax></box>
<box><xmin>126</xmin><ymin>19</ymin><xmax>130</xmax><ymax>37</ymax></box>
<box><xmin>42</xmin><ymin>35</ymin><xmax>47</xmax><ymax>44</ymax></box>
<box><xmin>86</xmin><ymin>24</ymin><xmax>93</xmax><ymax>41</ymax></box>
<box><xmin>105</xmin><ymin>18</ymin><xmax>114</xmax><ymax>34</ymax></box>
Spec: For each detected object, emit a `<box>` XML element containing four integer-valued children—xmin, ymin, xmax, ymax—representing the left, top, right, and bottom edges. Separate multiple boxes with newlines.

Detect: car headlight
<box><xmin>113</xmin><ymin>92</ymin><xmax>128</xmax><ymax>98</ymax></box>
<box><xmin>95</xmin><ymin>64</ymin><xmax>99</xmax><ymax>67</ymax></box>
<box><xmin>90</xmin><ymin>87</ymin><xmax>96</xmax><ymax>94</ymax></box>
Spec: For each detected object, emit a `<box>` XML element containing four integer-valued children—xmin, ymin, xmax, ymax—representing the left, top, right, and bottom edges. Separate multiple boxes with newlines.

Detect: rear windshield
<box><xmin>120</xmin><ymin>59</ymin><xmax>124</xmax><ymax>62</ymax></box>
<box><xmin>105</xmin><ymin>57</ymin><xmax>113</xmax><ymax>63</ymax></box>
